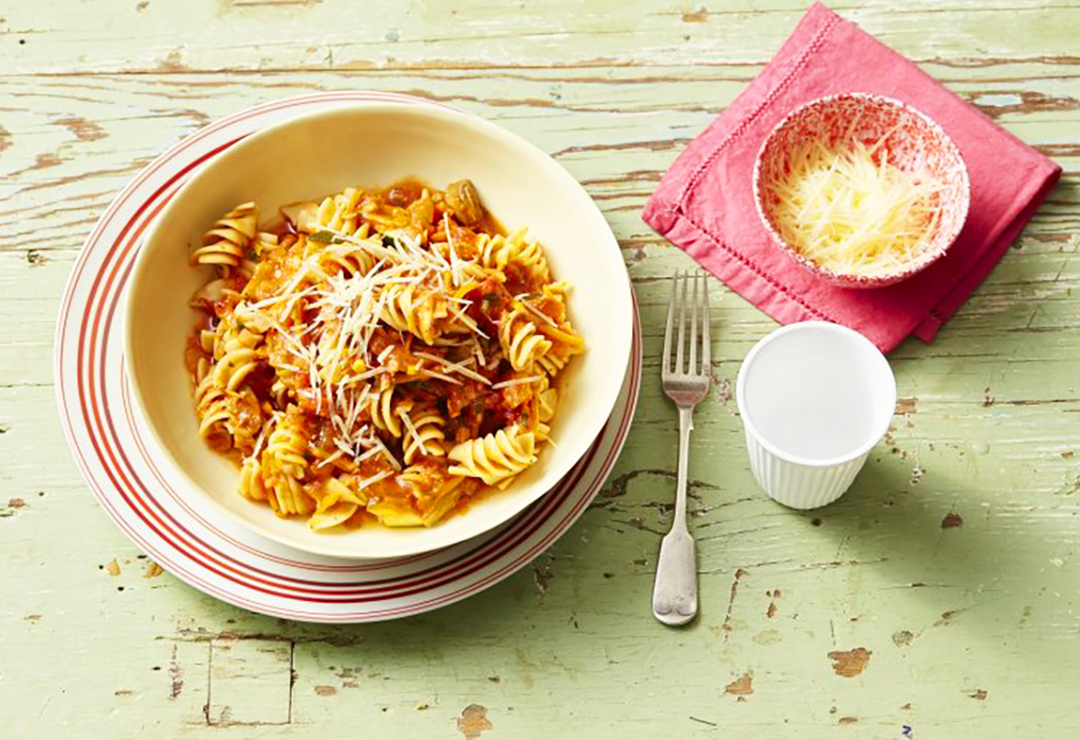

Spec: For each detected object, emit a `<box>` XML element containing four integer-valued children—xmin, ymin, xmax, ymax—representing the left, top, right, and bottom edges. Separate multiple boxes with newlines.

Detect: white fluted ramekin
<box><xmin>735</xmin><ymin>322</ymin><xmax>896</xmax><ymax>510</ymax></box>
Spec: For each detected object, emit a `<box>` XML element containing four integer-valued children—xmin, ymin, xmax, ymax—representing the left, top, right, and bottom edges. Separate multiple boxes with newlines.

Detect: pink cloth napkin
<box><xmin>642</xmin><ymin>2</ymin><xmax>1061</xmax><ymax>352</ymax></box>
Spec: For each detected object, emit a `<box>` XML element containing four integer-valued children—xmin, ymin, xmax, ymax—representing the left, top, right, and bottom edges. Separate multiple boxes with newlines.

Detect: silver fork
<box><xmin>652</xmin><ymin>269</ymin><xmax>711</xmax><ymax>626</ymax></box>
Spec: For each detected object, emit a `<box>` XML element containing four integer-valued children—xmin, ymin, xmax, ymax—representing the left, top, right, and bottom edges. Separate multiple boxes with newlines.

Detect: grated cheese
<box><xmin>316</xmin><ymin>449</ymin><xmax>346</xmax><ymax>469</ymax></box>
<box><xmin>492</xmin><ymin>375</ymin><xmax>542</xmax><ymax>389</ymax></box>
<box><xmin>396</xmin><ymin>406</ymin><xmax>428</xmax><ymax>457</ymax></box>
<box><xmin>372</xmin><ymin>436</ymin><xmax>402</xmax><ymax>470</ymax></box>
<box><xmin>443</xmin><ymin>212</ymin><xmax>463</xmax><ymax>288</ymax></box>
<box><xmin>412</xmin><ymin>351</ymin><xmax>492</xmax><ymax>386</ymax></box>
<box><xmin>416</xmin><ymin>369</ymin><xmax>463</xmax><ymax>386</ymax></box>
<box><xmin>518</xmin><ymin>299</ymin><xmax>559</xmax><ymax>328</ymax></box>
<box><xmin>765</xmin><ymin>135</ymin><xmax>945</xmax><ymax>277</ymax></box>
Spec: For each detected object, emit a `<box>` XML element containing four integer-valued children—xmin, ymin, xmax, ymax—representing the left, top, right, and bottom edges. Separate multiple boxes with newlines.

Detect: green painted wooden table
<box><xmin>3</xmin><ymin>1</ymin><xmax>1079</xmax><ymax>737</ymax></box>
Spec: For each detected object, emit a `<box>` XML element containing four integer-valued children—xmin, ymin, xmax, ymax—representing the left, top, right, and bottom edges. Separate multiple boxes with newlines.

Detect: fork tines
<box><xmin>663</xmin><ymin>269</ymin><xmax>711</xmax><ymax>379</ymax></box>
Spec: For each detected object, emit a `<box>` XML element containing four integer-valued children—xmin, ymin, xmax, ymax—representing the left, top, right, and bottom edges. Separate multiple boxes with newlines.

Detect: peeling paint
<box><xmin>725</xmin><ymin>671</ymin><xmax>753</xmax><ymax>696</ymax></box>
<box><xmin>55</xmin><ymin>116</ymin><xmax>107</xmax><ymax>142</ymax></box>
<box><xmin>334</xmin><ymin>666</ymin><xmax>360</xmax><ymax>689</ymax></box>
<box><xmin>722</xmin><ymin>568</ymin><xmax>749</xmax><ymax>636</ymax></box>
<box><xmin>32</xmin><ymin>152</ymin><xmax>62</xmax><ymax>170</ymax></box>
<box><xmin>910</xmin><ymin>464</ymin><xmax>925</xmax><ymax>486</ymax></box>
<box><xmin>935</xmin><ymin>609</ymin><xmax>966</xmax><ymax>627</ymax></box>
<box><xmin>766</xmin><ymin>589</ymin><xmax>780</xmax><ymax>618</ymax></box>
<box><xmin>972</xmin><ymin>90</ymin><xmax>1080</xmax><ymax>119</ymax></box>
<box><xmin>892</xmin><ymin>630</ymin><xmax>914</xmax><ymax>647</ymax></box>
<box><xmin>457</xmin><ymin>704</ymin><xmax>492</xmax><ymax>740</ymax></box>
<box><xmin>533</xmin><ymin>555</ymin><xmax>553</xmax><ymax>595</ymax></box>
<box><xmin>941</xmin><ymin>512</ymin><xmax>964</xmax><ymax>529</ymax></box>
<box><xmin>715</xmin><ymin>377</ymin><xmax>733</xmax><ymax>405</ymax></box>
<box><xmin>105</xmin><ymin>559</ymin><xmax>121</xmax><ymax>577</ymax></box>
<box><xmin>168</xmin><ymin>643</ymin><xmax>183</xmax><ymax>700</ymax></box>
<box><xmin>828</xmin><ymin>648</ymin><xmax>871</xmax><ymax>677</ymax></box>
<box><xmin>752</xmin><ymin>629</ymin><xmax>782</xmax><ymax>646</ymax></box>
<box><xmin>156</xmin><ymin>48</ymin><xmax>187</xmax><ymax>72</ymax></box>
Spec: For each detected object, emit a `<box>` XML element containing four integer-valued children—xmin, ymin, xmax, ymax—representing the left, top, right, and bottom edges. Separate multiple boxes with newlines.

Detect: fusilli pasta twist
<box><xmin>503</xmin><ymin>228</ymin><xmax>549</xmax><ymax>281</ymax></box>
<box><xmin>260</xmin><ymin>412</ymin><xmax>313</xmax><ymax>517</ymax></box>
<box><xmin>370</xmin><ymin>387</ymin><xmax>407</xmax><ymax>438</ymax></box>
<box><xmin>380</xmin><ymin>284</ymin><xmax>449</xmax><ymax>344</ymax></box>
<box><xmin>401</xmin><ymin>403</ymin><xmax>448</xmax><ymax>465</ymax></box>
<box><xmin>499</xmin><ymin>306</ymin><xmax>552</xmax><ymax>373</ymax></box>
<box><xmin>191</xmin><ymin>202</ymin><xmax>258</xmax><ymax>272</ymax></box>
<box><xmin>448</xmin><ymin>425</ymin><xmax>537</xmax><ymax>486</ymax></box>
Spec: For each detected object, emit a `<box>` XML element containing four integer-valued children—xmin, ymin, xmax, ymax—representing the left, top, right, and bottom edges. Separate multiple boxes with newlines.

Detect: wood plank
<box><xmin>3</xmin><ymin>0</ymin><xmax>1080</xmax><ymax>74</ymax></box>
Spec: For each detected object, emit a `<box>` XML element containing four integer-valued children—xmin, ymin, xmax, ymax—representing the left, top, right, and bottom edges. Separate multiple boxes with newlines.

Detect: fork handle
<box><xmin>652</xmin><ymin>406</ymin><xmax>698</xmax><ymax>626</ymax></box>
<box><xmin>673</xmin><ymin>406</ymin><xmax>692</xmax><ymax>532</ymax></box>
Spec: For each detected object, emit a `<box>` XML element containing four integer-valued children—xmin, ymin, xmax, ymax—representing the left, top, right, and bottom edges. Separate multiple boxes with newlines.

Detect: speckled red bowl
<box><xmin>753</xmin><ymin>93</ymin><xmax>970</xmax><ymax>289</ymax></box>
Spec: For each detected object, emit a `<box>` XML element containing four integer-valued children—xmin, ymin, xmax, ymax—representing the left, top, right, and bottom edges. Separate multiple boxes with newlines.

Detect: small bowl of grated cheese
<box><xmin>753</xmin><ymin>92</ymin><xmax>970</xmax><ymax>288</ymax></box>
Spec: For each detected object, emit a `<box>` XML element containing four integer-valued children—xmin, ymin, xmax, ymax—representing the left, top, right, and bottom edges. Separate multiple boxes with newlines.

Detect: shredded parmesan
<box><xmin>316</xmin><ymin>449</ymin><xmax>345</xmax><ymax>469</ymax></box>
<box><xmin>492</xmin><ymin>375</ymin><xmax>542</xmax><ymax>389</ymax></box>
<box><xmin>355</xmin><ymin>469</ymin><xmax>393</xmax><ymax>490</ymax></box>
<box><xmin>396</xmin><ymin>407</ymin><xmax>428</xmax><ymax>457</ymax></box>
<box><xmin>443</xmin><ymin>212</ymin><xmax>464</xmax><ymax>287</ymax></box>
<box><xmin>448</xmin><ymin>305</ymin><xmax>488</xmax><ymax>338</ymax></box>
<box><xmin>416</xmin><ymin>369</ymin><xmax>463</xmax><ymax>385</ymax></box>
<box><xmin>519</xmin><ymin>299</ymin><xmax>559</xmax><ymax>328</ymax></box>
<box><xmin>765</xmin><ymin>135</ymin><xmax>945</xmax><ymax>277</ymax></box>
<box><xmin>372</xmin><ymin>436</ymin><xmax>402</xmax><ymax>470</ymax></box>
<box><xmin>354</xmin><ymin>445</ymin><xmax>384</xmax><ymax>465</ymax></box>
<box><xmin>412</xmin><ymin>351</ymin><xmax>492</xmax><ymax>385</ymax></box>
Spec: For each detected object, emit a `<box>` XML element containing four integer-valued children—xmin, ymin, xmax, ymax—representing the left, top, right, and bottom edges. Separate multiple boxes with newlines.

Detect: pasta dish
<box><xmin>186</xmin><ymin>179</ymin><xmax>584</xmax><ymax>530</ymax></box>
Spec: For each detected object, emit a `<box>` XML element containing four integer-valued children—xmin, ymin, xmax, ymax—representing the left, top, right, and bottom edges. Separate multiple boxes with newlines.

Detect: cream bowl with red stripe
<box><xmin>124</xmin><ymin>102</ymin><xmax>633</xmax><ymax>559</ymax></box>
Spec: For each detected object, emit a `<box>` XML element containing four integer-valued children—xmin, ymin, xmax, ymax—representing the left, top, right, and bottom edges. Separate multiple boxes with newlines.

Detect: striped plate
<box><xmin>54</xmin><ymin>92</ymin><xmax>641</xmax><ymax>623</ymax></box>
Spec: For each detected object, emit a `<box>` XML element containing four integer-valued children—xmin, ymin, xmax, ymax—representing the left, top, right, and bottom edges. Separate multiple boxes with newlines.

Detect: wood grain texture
<box><xmin>1</xmin><ymin>1</ymin><xmax>1079</xmax><ymax>738</ymax></box>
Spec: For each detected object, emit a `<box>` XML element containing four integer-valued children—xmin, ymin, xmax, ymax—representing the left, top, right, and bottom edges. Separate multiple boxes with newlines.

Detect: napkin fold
<box><xmin>642</xmin><ymin>2</ymin><xmax>1061</xmax><ymax>352</ymax></box>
